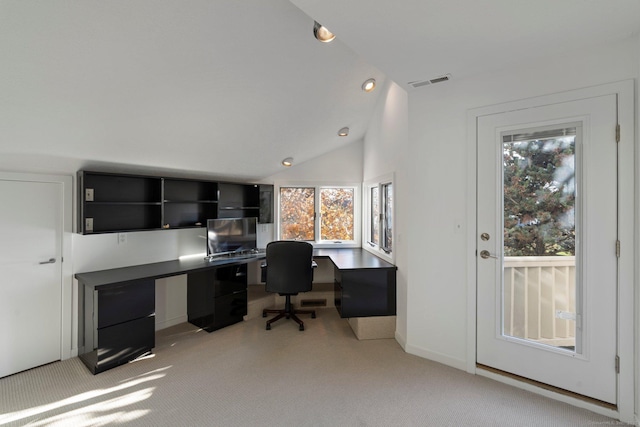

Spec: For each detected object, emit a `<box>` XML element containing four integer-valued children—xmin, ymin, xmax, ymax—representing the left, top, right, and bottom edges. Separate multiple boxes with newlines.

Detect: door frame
<box><xmin>0</xmin><ymin>171</ymin><xmax>74</xmax><ymax>361</ymax></box>
<box><xmin>465</xmin><ymin>80</ymin><xmax>634</xmax><ymax>422</ymax></box>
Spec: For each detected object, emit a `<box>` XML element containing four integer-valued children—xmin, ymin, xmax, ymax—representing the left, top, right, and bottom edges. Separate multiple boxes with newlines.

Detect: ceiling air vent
<box><xmin>408</xmin><ymin>74</ymin><xmax>451</xmax><ymax>88</ymax></box>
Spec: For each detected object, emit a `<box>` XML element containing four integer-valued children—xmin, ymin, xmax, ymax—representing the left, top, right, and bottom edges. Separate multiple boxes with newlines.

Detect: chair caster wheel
<box><xmin>266</xmin><ymin>324</ymin><xmax>271</xmax><ymax>330</ymax></box>
<box><xmin>299</xmin><ymin>325</ymin><xmax>304</xmax><ymax>331</ymax></box>
<box><xmin>311</xmin><ymin>313</ymin><xmax>316</xmax><ymax>319</ymax></box>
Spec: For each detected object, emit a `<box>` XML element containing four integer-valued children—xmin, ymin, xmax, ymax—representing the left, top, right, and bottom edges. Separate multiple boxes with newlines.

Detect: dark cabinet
<box><xmin>187</xmin><ymin>264</ymin><xmax>248</xmax><ymax>332</ymax></box>
<box><xmin>259</xmin><ymin>184</ymin><xmax>274</xmax><ymax>223</ymax></box>
<box><xmin>217</xmin><ymin>182</ymin><xmax>260</xmax><ymax>219</ymax></box>
<box><xmin>163</xmin><ymin>178</ymin><xmax>218</xmax><ymax>228</ymax></box>
<box><xmin>79</xmin><ymin>279</ymin><xmax>155</xmax><ymax>374</ymax></box>
<box><xmin>79</xmin><ymin>171</ymin><xmax>163</xmax><ymax>233</ymax></box>
<box><xmin>333</xmin><ymin>266</ymin><xmax>396</xmax><ymax>318</ymax></box>
<box><xmin>78</xmin><ymin>170</ymin><xmax>265</xmax><ymax>234</ymax></box>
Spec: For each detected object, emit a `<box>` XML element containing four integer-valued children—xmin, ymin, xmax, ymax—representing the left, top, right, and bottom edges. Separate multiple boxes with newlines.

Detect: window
<box><xmin>370</xmin><ymin>186</ymin><xmax>379</xmax><ymax>245</ymax></box>
<box><xmin>364</xmin><ymin>175</ymin><xmax>394</xmax><ymax>259</ymax></box>
<box><xmin>278</xmin><ymin>184</ymin><xmax>359</xmax><ymax>246</ymax></box>
<box><xmin>279</xmin><ymin>187</ymin><xmax>315</xmax><ymax>240</ymax></box>
<box><xmin>381</xmin><ymin>182</ymin><xmax>393</xmax><ymax>253</ymax></box>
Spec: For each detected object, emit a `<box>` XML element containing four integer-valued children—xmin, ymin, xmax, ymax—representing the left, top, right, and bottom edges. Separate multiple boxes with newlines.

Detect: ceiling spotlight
<box><xmin>361</xmin><ymin>78</ymin><xmax>376</xmax><ymax>92</ymax></box>
<box><xmin>338</xmin><ymin>127</ymin><xmax>349</xmax><ymax>137</ymax></box>
<box><xmin>313</xmin><ymin>21</ymin><xmax>336</xmax><ymax>43</ymax></box>
<box><xmin>282</xmin><ymin>157</ymin><xmax>293</xmax><ymax>167</ymax></box>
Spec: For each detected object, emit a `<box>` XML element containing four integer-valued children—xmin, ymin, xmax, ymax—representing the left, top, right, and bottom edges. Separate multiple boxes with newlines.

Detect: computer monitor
<box><xmin>206</xmin><ymin>217</ymin><xmax>257</xmax><ymax>256</ymax></box>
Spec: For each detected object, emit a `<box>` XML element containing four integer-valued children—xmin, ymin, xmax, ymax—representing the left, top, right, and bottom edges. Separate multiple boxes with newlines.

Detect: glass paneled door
<box><xmin>476</xmin><ymin>94</ymin><xmax>618</xmax><ymax>404</ymax></box>
<box><xmin>501</xmin><ymin>127</ymin><xmax>578</xmax><ymax>351</ymax></box>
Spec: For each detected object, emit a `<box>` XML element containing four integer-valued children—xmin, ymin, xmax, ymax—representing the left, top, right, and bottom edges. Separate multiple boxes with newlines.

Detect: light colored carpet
<box><xmin>0</xmin><ymin>308</ymin><xmax>623</xmax><ymax>426</ymax></box>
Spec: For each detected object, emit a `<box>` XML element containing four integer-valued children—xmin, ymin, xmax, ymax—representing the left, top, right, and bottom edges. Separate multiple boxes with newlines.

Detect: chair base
<box><xmin>263</xmin><ymin>296</ymin><xmax>316</xmax><ymax>331</ymax></box>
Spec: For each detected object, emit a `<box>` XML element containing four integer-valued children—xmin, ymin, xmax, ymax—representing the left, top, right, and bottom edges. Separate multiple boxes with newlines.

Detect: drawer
<box><xmin>97</xmin><ymin>279</ymin><xmax>155</xmax><ymax>328</ymax></box>
<box><xmin>94</xmin><ymin>315</ymin><xmax>155</xmax><ymax>373</ymax></box>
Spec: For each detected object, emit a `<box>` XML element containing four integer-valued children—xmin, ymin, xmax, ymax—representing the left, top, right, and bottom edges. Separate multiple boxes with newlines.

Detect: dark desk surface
<box><xmin>75</xmin><ymin>248</ymin><xmax>395</xmax><ymax>289</ymax></box>
<box><xmin>313</xmin><ymin>248</ymin><xmax>396</xmax><ymax>270</ymax></box>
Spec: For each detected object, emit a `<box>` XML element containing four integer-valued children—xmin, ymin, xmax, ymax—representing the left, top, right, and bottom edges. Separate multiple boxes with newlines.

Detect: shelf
<box><xmin>78</xmin><ymin>171</ymin><xmax>271</xmax><ymax>234</ymax></box>
<box><xmin>86</xmin><ymin>201</ymin><xmax>163</xmax><ymax>206</ymax></box>
<box><xmin>164</xmin><ymin>200</ymin><xmax>218</xmax><ymax>204</ymax></box>
<box><xmin>164</xmin><ymin>178</ymin><xmax>218</xmax><ymax>203</ymax></box>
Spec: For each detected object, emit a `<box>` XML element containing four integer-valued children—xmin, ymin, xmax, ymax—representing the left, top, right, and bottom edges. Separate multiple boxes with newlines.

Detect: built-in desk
<box><xmin>313</xmin><ymin>249</ymin><xmax>397</xmax><ymax>318</ymax></box>
<box><xmin>75</xmin><ymin>248</ymin><xmax>396</xmax><ymax>374</ymax></box>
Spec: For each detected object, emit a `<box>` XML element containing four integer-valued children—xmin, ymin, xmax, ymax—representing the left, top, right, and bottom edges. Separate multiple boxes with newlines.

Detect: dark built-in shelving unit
<box><xmin>78</xmin><ymin>171</ymin><xmax>265</xmax><ymax>234</ymax></box>
<box><xmin>162</xmin><ymin>178</ymin><xmax>218</xmax><ymax>229</ymax></box>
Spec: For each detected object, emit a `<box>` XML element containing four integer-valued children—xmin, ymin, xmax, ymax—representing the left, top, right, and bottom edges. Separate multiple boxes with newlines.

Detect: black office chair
<box><xmin>261</xmin><ymin>240</ymin><xmax>316</xmax><ymax>331</ymax></box>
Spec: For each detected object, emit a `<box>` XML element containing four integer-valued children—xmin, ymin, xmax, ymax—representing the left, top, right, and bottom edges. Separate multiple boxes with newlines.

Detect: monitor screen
<box><xmin>206</xmin><ymin>217</ymin><xmax>257</xmax><ymax>256</ymax></box>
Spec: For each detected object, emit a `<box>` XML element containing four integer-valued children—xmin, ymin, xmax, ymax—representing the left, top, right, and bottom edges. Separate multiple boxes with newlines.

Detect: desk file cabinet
<box><xmin>187</xmin><ymin>264</ymin><xmax>248</xmax><ymax>332</ymax></box>
<box><xmin>80</xmin><ymin>279</ymin><xmax>155</xmax><ymax>374</ymax></box>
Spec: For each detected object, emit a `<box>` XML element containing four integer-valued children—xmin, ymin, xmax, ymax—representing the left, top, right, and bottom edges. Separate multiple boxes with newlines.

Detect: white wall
<box><xmin>635</xmin><ymin>33</ymin><xmax>640</xmax><ymax>426</ymax></box>
<box><xmin>404</xmin><ymin>35</ymin><xmax>639</xmax><ymax>379</ymax></box>
<box><xmin>361</xmin><ymin>80</ymin><xmax>409</xmax><ymax>343</ymax></box>
<box><xmin>264</xmin><ymin>139</ymin><xmax>364</xmax><ymax>183</ymax></box>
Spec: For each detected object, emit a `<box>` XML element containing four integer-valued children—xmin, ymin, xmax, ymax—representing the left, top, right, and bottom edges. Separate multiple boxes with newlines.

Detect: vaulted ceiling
<box><xmin>2</xmin><ymin>1</ymin><xmax>639</xmax><ymax>181</ymax></box>
<box><xmin>1</xmin><ymin>0</ymin><xmax>385</xmax><ymax>181</ymax></box>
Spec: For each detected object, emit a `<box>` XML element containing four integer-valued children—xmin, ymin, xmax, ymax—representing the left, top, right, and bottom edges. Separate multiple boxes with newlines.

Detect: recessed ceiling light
<box><xmin>282</xmin><ymin>157</ymin><xmax>293</xmax><ymax>167</ymax></box>
<box><xmin>338</xmin><ymin>127</ymin><xmax>349</xmax><ymax>137</ymax></box>
<box><xmin>313</xmin><ymin>21</ymin><xmax>336</xmax><ymax>43</ymax></box>
<box><xmin>362</xmin><ymin>78</ymin><xmax>376</xmax><ymax>92</ymax></box>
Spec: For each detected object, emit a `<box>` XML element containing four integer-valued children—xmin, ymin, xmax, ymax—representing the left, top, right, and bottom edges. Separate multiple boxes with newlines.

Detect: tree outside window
<box><xmin>503</xmin><ymin>135</ymin><xmax>576</xmax><ymax>256</ymax></box>
<box><xmin>279</xmin><ymin>185</ymin><xmax>356</xmax><ymax>242</ymax></box>
<box><xmin>382</xmin><ymin>183</ymin><xmax>393</xmax><ymax>252</ymax></box>
<box><xmin>279</xmin><ymin>187</ymin><xmax>315</xmax><ymax>240</ymax></box>
<box><xmin>320</xmin><ymin>187</ymin><xmax>354</xmax><ymax>241</ymax></box>
<box><xmin>370</xmin><ymin>186</ymin><xmax>379</xmax><ymax>245</ymax></box>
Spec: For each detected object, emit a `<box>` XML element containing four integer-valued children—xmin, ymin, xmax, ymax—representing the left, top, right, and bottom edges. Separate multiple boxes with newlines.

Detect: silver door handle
<box><xmin>39</xmin><ymin>258</ymin><xmax>56</xmax><ymax>265</ymax></box>
<box><xmin>479</xmin><ymin>250</ymin><xmax>498</xmax><ymax>259</ymax></box>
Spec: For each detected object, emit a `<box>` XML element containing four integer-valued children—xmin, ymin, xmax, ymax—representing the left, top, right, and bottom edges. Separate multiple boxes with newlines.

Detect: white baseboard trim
<box><xmin>476</xmin><ymin>368</ymin><xmax>620</xmax><ymax>420</ymax></box>
<box><xmin>155</xmin><ymin>315</ymin><xmax>188</xmax><ymax>331</ymax></box>
<box><xmin>404</xmin><ymin>344</ymin><xmax>467</xmax><ymax>371</ymax></box>
<box><xmin>394</xmin><ymin>331</ymin><xmax>407</xmax><ymax>350</ymax></box>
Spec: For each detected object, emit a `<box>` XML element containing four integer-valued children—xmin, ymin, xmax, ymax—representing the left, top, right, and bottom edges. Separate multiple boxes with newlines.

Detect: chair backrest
<box><xmin>265</xmin><ymin>240</ymin><xmax>313</xmax><ymax>295</ymax></box>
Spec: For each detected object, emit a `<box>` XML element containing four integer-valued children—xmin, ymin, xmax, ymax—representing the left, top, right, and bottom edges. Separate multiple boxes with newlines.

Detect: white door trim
<box><xmin>0</xmin><ymin>171</ymin><xmax>74</xmax><ymax>360</ymax></box>
<box><xmin>465</xmin><ymin>80</ymin><xmax>634</xmax><ymax>423</ymax></box>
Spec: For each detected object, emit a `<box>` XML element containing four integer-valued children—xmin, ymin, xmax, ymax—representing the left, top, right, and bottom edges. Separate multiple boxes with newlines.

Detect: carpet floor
<box><xmin>0</xmin><ymin>308</ymin><xmax>624</xmax><ymax>426</ymax></box>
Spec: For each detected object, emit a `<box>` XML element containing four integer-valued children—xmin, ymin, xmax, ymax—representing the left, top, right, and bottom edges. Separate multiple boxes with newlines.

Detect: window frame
<box><xmin>363</xmin><ymin>174</ymin><xmax>394</xmax><ymax>262</ymax></box>
<box><xmin>276</xmin><ymin>182</ymin><xmax>361</xmax><ymax>248</ymax></box>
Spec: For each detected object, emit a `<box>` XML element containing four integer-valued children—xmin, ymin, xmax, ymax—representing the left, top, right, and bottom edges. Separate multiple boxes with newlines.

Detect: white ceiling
<box><xmin>2</xmin><ymin>1</ymin><xmax>639</xmax><ymax>181</ymax></box>
<box><xmin>0</xmin><ymin>0</ymin><xmax>385</xmax><ymax>181</ymax></box>
<box><xmin>292</xmin><ymin>0</ymin><xmax>640</xmax><ymax>89</ymax></box>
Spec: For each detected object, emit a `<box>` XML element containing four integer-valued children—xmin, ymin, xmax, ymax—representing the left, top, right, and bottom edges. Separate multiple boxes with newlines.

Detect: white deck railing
<box><xmin>503</xmin><ymin>256</ymin><xmax>576</xmax><ymax>347</ymax></box>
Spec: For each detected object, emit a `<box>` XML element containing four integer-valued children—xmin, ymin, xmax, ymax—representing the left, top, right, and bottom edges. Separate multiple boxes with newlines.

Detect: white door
<box><xmin>0</xmin><ymin>179</ymin><xmax>63</xmax><ymax>377</ymax></box>
<box><xmin>476</xmin><ymin>94</ymin><xmax>618</xmax><ymax>403</ymax></box>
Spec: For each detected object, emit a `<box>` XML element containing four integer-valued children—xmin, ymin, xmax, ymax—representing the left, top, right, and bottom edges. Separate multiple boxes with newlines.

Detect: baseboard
<box><xmin>404</xmin><ymin>344</ymin><xmax>467</xmax><ymax>371</ymax></box>
<box><xmin>155</xmin><ymin>315</ymin><xmax>188</xmax><ymax>331</ymax></box>
<box><xmin>476</xmin><ymin>367</ymin><xmax>620</xmax><ymax>420</ymax></box>
<box><xmin>394</xmin><ymin>331</ymin><xmax>407</xmax><ymax>350</ymax></box>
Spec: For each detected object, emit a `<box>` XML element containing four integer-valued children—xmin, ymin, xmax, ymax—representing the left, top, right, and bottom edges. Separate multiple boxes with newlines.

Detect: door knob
<box><xmin>479</xmin><ymin>250</ymin><xmax>498</xmax><ymax>259</ymax></box>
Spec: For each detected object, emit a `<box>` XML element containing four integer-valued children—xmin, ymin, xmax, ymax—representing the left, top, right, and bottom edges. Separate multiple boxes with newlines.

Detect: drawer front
<box><xmin>212</xmin><ymin>291</ymin><xmax>247</xmax><ymax>330</ymax></box>
<box><xmin>214</xmin><ymin>264</ymin><xmax>247</xmax><ymax>297</ymax></box>
<box><xmin>97</xmin><ymin>279</ymin><xmax>155</xmax><ymax>328</ymax></box>
<box><xmin>95</xmin><ymin>315</ymin><xmax>155</xmax><ymax>372</ymax></box>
